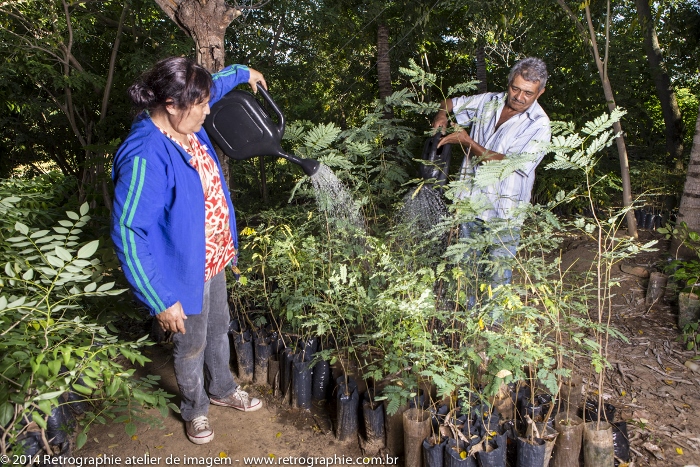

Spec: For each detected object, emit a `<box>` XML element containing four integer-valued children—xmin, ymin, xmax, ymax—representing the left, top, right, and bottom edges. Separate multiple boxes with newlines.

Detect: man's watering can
<box><xmin>204</xmin><ymin>84</ymin><xmax>320</xmax><ymax>176</ymax></box>
<box><xmin>419</xmin><ymin>133</ymin><xmax>451</xmax><ymax>186</ymax></box>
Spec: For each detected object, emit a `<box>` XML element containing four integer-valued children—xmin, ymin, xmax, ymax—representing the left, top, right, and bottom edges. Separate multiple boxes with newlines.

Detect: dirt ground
<box><xmin>76</xmin><ymin>229</ymin><xmax>700</xmax><ymax>466</ymax></box>
<box><xmin>556</xmin><ymin>230</ymin><xmax>700</xmax><ymax>466</ymax></box>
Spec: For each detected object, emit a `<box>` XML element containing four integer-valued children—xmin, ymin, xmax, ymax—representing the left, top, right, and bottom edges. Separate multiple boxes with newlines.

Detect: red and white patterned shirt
<box><xmin>157</xmin><ymin>127</ymin><xmax>237</xmax><ymax>281</ymax></box>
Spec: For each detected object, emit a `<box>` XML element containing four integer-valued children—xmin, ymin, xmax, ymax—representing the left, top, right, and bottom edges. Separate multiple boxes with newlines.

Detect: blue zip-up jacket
<box><xmin>111</xmin><ymin>65</ymin><xmax>250</xmax><ymax>316</ymax></box>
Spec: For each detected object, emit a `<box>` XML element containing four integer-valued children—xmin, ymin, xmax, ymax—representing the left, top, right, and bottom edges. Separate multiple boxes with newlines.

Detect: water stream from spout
<box><xmin>309</xmin><ymin>164</ymin><xmax>365</xmax><ymax>231</ymax></box>
<box><xmin>398</xmin><ymin>186</ymin><xmax>449</xmax><ymax>237</ymax></box>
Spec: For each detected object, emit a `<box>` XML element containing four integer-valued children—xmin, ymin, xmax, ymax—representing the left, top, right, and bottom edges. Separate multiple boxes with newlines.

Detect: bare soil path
<box><xmin>559</xmin><ymin>230</ymin><xmax>700</xmax><ymax>466</ymax></box>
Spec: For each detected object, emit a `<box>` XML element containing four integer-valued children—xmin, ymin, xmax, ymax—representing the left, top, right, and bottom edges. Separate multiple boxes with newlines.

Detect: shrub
<box><xmin>0</xmin><ymin>176</ymin><xmax>175</xmax><ymax>454</ymax></box>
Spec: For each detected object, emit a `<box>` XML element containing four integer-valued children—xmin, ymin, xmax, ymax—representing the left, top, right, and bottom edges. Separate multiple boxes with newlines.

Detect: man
<box><xmin>431</xmin><ymin>57</ymin><xmax>551</xmax><ymax>297</ymax></box>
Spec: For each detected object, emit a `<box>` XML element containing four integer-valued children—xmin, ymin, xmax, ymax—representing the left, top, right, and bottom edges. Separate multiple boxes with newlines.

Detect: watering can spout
<box><xmin>203</xmin><ymin>84</ymin><xmax>320</xmax><ymax>176</ymax></box>
<box><xmin>281</xmin><ymin>153</ymin><xmax>320</xmax><ymax>176</ymax></box>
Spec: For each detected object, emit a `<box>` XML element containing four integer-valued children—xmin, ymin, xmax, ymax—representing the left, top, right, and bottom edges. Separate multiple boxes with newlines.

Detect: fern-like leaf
<box><xmin>303</xmin><ymin>123</ymin><xmax>341</xmax><ymax>150</ymax></box>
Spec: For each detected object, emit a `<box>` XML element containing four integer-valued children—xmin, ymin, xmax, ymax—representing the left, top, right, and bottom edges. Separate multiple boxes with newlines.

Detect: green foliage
<box><xmin>679</xmin><ymin>321</ymin><xmax>700</xmax><ymax>353</ymax></box>
<box><xmin>660</xmin><ymin>223</ymin><xmax>700</xmax><ymax>294</ymax></box>
<box><xmin>0</xmin><ymin>176</ymin><xmax>174</xmax><ymax>455</ymax></box>
<box><xmin>0</xmin><ymin>0</ymin><xmax>188</xmax><ymax>183</ymax></box>
<box><xmin>232</xmin><ymin>68</ymin><xmax>649</xmax><ymax>415</ymax></box>
<box><xmin>665</xmin><ymin>259</ymin><xmax>700</xmax><ymax>294</ymax></box>
<box><xmin>660</xmin><ymin>221</ymin><xmax>700</xmax><ymax>259</ymax></box>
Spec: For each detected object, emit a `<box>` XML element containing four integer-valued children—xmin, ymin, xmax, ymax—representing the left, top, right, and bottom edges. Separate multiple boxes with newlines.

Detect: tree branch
<box><xmin>235</xmin><ymin>0</ymin><xmax>271</xmax><ymax>10</ymax></box>
<box><xmin>101</xmin><ymin>1</ymin><xmax>129</xmax><ymax>120</ymax></box>
<box><xmin>153</xmin><ymin>0</ymin><xmax>192</xmax><ymax>38</ymax></box>
<box><xmin>555</xmin><ymin>0</ymin><xmax>591</xmax><ymax>48</ymax></box>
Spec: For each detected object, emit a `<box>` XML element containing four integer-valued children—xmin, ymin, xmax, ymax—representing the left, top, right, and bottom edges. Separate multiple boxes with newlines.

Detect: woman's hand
<box><xmin>248</xmin><ymin>68</ymin><xmax>268</xmax><ymax>93</ymax></box>
<box><xmin>156</xmin><ymin>301</ymin><xmax>187</xmax><ymax>334</ymax></box>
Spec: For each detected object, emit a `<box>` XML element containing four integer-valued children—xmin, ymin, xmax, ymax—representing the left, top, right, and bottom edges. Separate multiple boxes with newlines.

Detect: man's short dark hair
<box><xmin>508</xmin><ymin>57</ymin><xmax>548</xmax><ymax>91</ymax></box>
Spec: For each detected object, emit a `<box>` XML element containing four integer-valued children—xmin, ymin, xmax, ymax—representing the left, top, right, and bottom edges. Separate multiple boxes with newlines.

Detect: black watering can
<box><xmin>419</xmin><ymin>133</ymin><xmax>452</xmax><ymax>186</ymax></box>
<box><xmin>204</xmin><ymin>84</ymin><xmax>320</xmax><ymax>176</ymax></box>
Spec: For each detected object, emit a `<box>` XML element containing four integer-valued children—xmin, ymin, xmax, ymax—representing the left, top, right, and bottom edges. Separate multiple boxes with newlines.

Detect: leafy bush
<box><xmin>0</xmin><ymin>176</ymin><xmax>175</xmax><ymax>454</ymax></box>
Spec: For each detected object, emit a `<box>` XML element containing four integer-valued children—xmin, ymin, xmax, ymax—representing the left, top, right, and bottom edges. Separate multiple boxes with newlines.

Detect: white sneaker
<box><xmin>186</xmin><ymin>415</ymin><xmax>214</xmax><ymax>444</ymax></box>
<box><xmin>210</xmin><ymin>387</ymin><xmax>262</xmax><ymax>412</ymax></box>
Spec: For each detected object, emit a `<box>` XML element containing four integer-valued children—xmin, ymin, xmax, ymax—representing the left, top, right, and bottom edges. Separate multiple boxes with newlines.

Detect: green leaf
<box><xmin>62</xmin><ymin>348</ymin><xmax>72</xmax><ymax>365</ymax></box>
<box><xmin>32</xmin><ymin>411</ymin><xmax>47</xmax><ymax>430</ymax></box>
<box><xmin>46</xmin><ymin>255</ymin><xmax>65</xmax><ymax>268</ymax></box>
<box><xmin>76</xmin><ymin>432</ymin><xmax>87</xmax><ymax>450</ymax></box>
<box><xmin>37</xmin><ymin>399</ymin><xmax>52</xmax><ymax>415</ymax></box>
<box><xmin>55</xmin><ymin>246</ymin><xmax>72</xmax><ymax>262</ymax></box>
<box><xmin>106</xmin><ymin>379</ymin><xmax>120</xmax><ymax>397</ymax></box>
<box><xmin>8</xmin><ymin>296</ymin><xmax>26</xmax><ymax>308</ymax></box>
<box><xmin>77</xmin><ymin>240</ymin><xmax>99</xmax><ymax>259</ymax></box>
<box><xmin>79</xmin><ymin>202</ymin><xmax>89</xmax><ymax>216</ymax></box>
<box><xmin>15</xmin><ymin>222</ymin><xmax>29</xmax><ymax>235</ymax></box>
<box><xmin>34</xmin><ymin>390</ymin><xmax>64</xmax><ymax>401</ymax></box>
<box><xmin>72</xmin><ymin>383</ymin><xmax>93</xmax><ymax>396</ymax></box>
<box><xmin>29</xmin><ymin>230</ymin><xmax>51</xmax><ymax>239</ymax></box>
<box><xmin>125</xmin><ymin>422</ymin><xmax>137</xmax><ymax>437</ymax></box>
<box><xmin>0</xmin><ymin>402</ymin><xmax>13</xmax><ymax>427</ymax></box>
<box><xmin>66</xmin><ymin>211</ymin><xmax>80</xmax><ymax>221</ymax></box>
<box><xmin>82</xmin><ymin>376</ymin><xmax>98</xmax><ymax>389</ymax></box>
<box><xmin>97</xmin><ymin>282</ymin><xmax>115</xmax><ymax>292</ymax></box>
<box><xmin>112</xmin><ymin>415</ymin><xmax>131</xmax><ymax>424</ymax></box>
<box><xmin>84</xmin><ymin>282</ymin><xmax>97</xmax><ymax>293</ymax></box>
<box><xmin>48</xmin><ymin>360</ymin><xmax>61</xmax><ymax>376</ymax></box>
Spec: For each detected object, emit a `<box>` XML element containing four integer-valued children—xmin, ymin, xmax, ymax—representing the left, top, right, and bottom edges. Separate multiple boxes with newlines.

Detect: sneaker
<box><xmin>186</xmin><ymin>416</ymin><xmax>214</xmax><ymax>444</ymax></box>
<box><xmin>210</xmin><ymin>387</ymin><xmax>262</xmax><ymax>412</ymax></box>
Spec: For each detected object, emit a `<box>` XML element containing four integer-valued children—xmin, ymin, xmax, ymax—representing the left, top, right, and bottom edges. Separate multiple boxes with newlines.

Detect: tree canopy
<box><xmin>0</xmin><ymin>0</ymin><xmax>698</xmax><ymax>210</ymax></box>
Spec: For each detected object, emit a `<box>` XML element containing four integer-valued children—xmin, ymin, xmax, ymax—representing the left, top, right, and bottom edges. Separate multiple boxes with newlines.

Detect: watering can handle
<box><xmin>256</xmin><ymin>83</ymin><xmax>286</xmax><ymax>137</ymax></box>
<box><xmin>424</xmin><ymin>133</ymin><xmax>442</xmax><ymax>162</ymax></box>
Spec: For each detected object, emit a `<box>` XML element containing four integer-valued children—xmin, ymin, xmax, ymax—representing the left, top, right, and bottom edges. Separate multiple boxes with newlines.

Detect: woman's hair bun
<box><xmin>128</xmin><ymin>83</ymin><xmax>155</xmax><ymax>111</ymax></box>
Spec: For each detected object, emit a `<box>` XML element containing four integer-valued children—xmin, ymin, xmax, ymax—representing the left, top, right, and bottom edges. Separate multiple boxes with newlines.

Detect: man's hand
<box><xmin>438</xmin><ymin>130</ymin><xmax>504</xmax><ymax>162</ymax></box>
<box><xmin>247</xmin><ymin>68</ymin><xmax>268</xmax><ymax>93</ymax></box>
<box><xmin>432</xmin><ymin>98</ymin><xmax>453</xmax><ymax>131</ymax></box>
<box><xmin>432</xmin><ymin>110</ymin><xmax>449</xmax><ymax>131</ymax></box>
<box><xmin>438</xmin><ymin>128</ymin><xmax>475</xmax><ymax>148</ymax></box>
<box><xmin>156</xmin><ymin>301</ymin><xmax>187</xmax><ymax>335</ymax></box>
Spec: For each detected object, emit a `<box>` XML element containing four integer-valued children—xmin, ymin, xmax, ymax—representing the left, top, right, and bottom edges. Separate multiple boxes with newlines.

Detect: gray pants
<box><xmin>459</xmin><ymin>221</ymin><xmax>520</xmax><ymax>311</ymax></box>
<box><xmin>172</xmin><ymin>271</ymin><xmax>237</xmax><ymax>421</ymax></box>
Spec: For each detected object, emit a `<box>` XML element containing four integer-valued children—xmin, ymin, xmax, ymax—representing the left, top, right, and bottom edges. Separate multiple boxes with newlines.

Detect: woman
<box><xmin>111</xmin><ymin>57</ymin><xmax>267</xmax><ymax>445</ymax></box>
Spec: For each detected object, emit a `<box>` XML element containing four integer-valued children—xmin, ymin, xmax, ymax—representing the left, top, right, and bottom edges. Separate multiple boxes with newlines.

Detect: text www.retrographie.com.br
<box><xmin>2</xmin><ymin>454</ymin><xmax>400</xmax><ymax>467</ymax></box>
<box><xmin>240</xmin><ymin>455</ymin><xmax>399</xmax><ymax>466</ymax></box>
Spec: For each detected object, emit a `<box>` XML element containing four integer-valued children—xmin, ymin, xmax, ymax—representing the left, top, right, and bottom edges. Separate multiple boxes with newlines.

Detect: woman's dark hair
<box><xmin>128</xmin><ymin>57</ymin><xmax>213</xmax><ymax>113</ymax></box>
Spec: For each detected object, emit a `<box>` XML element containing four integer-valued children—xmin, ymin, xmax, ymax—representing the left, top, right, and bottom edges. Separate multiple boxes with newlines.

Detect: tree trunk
<box><xmin>476</xmin><ymin>44</ymin><xmax>488</xmax><ymax>93</ymax></box>
<box><xmin>635</xmin><ymin>0</ymin><xmax>684</xmax><ymax>169</ymax></box>
<box><xmin>153</xmin><ymin>0</ymin><xmax>242</xmax><ymax>189</ymax></box>
<box><xmin>671</xmin><ymin>103</ymin><xmax>700</xmax><ymax>259</ymax></box>
<box><xmin>557</xmin><ymin>0</ymin><xmax>638</xmax><ymax>238</ymax></box>
<box><xmin>377</xmin><ymin>23</ymin><xmax>393</xmax><ymax>119</ymax></box>
<box><xmin>153</xmin><ymin>0</ymin><xmax>241</xmax><ymax>72</ymax></box>
<box><xmin>586</xmin><ymin>2</ymin><xmax>637</xmax><ymax>238</ymax></box>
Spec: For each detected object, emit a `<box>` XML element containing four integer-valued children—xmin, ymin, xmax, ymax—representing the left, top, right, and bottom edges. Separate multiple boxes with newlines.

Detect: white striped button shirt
<box><xmin>451</xmin><ymin>92</ymin><xmax>551</xmax><ymax>222</ymax></box>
